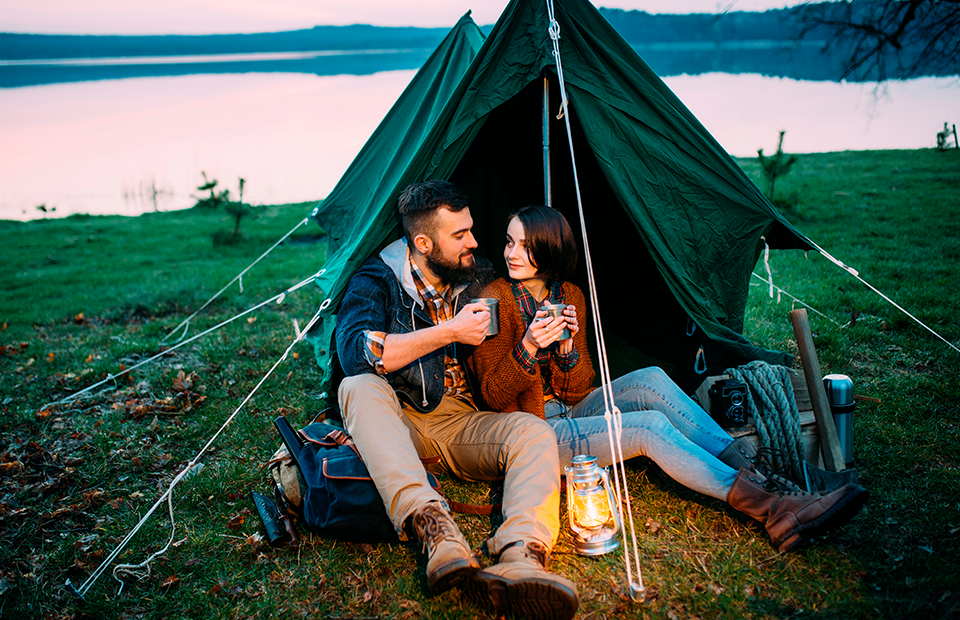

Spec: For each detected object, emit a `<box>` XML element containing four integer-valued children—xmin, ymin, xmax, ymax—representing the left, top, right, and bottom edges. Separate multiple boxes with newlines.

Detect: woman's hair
<box><xmin>510</xmin><ymin>205</ymin><xmax>578</xmax><ymax>283</ymax></box>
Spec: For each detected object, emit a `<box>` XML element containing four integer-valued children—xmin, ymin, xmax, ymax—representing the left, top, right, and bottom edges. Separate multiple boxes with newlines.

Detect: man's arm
<box><xmin>336</xmin><ymin>260</ymin><xmax>492</xmax><ymax>376</ymax></box>
<box><xmin>379</xmin><ymin>302</ymin><xmax>491</xmax><ymax>373</ymax></box>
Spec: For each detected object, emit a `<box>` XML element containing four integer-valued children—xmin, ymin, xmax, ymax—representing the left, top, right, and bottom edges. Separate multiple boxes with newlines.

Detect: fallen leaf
<box><xmin>172</xmin><ymin>370</ymin><xmax>196</xmax><ymax>393</ymax></box>
<box><xmin>160</xmin><ymin>575</ymin><xmax>180</xmax><ymax>591</ymax></box>
<box><xmin>0</xmin><ymin>461</ymin><xmax>23</xmax><ymax>475</ymax></box>
<box><xmin>227</xmin><ymin>509</ymin><xmax>250</xmax><ymax>530</ymax></box>
<box><xmin>645</xmin><ymin>517</ymin><xmax>663</xmax><ymax>534</ymax></box>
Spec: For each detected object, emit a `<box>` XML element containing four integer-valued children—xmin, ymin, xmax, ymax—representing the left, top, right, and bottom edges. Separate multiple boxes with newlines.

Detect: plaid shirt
<box><xmin>511</xmin><ymin>279</ymin><xmax>579</xmax><ymax>396</ymax></box>
<box><xmin>364</xmin><ymin>255</ymin><xmax>474</xmax><ymax>406</ymax></box>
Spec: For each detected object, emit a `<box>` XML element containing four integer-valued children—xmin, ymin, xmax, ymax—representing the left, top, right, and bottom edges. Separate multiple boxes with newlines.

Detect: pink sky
<box><xmin>3</xmin><ymin>0</ymin><xmax>807</xmax><ymax>35</ymax></box>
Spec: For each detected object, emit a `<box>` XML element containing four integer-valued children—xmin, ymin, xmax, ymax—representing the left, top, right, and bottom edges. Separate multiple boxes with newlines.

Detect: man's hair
<box><xmin>511</xmin><ymin>205</ymin><xmax>578</xmax><ymax>283</ymax></box>
<box><xmin>397</xmin><ymin>179</ymin><xmax>469</xmax><ymax>247</ymax></box>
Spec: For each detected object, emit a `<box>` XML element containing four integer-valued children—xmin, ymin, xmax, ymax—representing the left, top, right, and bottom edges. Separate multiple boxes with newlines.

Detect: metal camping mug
<box><xmin>471</xmin><ymin>298</ymin><xmax>499</xmax><ymax>336</ymax></box>
<box><xmin>543</xmin><ymin>303</ymin><xmax>572</xmax><ymax>340</ymax></box>
<box><xmin>823</xmin><ymin>374</ymin><xmax>855</xmax><ymax>466</ymax></box>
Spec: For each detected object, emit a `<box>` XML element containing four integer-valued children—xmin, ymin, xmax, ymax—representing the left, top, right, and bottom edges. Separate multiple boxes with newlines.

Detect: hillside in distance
<box><xmin>0</xmin><ymin>8</ymin><xmax>809</xmax><ymax>60</ymax></box>
<box><xmin>1</xmin><ymin>4</ymin><xmax>951</xmax><ymax>84</ymax></box>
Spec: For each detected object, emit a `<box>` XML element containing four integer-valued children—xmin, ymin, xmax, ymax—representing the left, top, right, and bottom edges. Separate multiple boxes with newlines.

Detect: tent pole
<box><xmin>542</xmin><ymin>77</ymin><xmax>552</xmax><ymax>207</ymax></box>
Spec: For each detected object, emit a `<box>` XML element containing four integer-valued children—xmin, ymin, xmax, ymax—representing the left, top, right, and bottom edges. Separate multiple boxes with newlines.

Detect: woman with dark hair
<box><xmin>467</xmin><ymin>205</ymin><xmax>868</xmax><ymax>553</ymax></box>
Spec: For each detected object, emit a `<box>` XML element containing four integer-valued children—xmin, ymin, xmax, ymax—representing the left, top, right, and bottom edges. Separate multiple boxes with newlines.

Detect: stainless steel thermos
<box><xmin>823</xmin><ymin>374</ymin><xmax>855</xmax><ymax>466</ymax></box>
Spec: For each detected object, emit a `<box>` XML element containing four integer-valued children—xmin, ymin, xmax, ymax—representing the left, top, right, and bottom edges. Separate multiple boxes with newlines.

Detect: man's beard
<box><xmin>426</xmin><ymin>246</ymin><xmax>476</xmax><ymax>287</ymax></box>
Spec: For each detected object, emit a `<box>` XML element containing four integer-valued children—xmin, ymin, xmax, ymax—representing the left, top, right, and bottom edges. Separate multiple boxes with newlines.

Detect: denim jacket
<box><xmin>335</xmin><ymin>238</ymin><xmax>495</xmax><ymax>413</ymax></box>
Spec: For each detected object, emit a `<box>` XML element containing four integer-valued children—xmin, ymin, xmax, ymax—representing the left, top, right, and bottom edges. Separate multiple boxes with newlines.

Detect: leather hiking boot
<box><xmin>726</xmin><ymin>469</ymin><xmax>869</xmax><ymax>552</ymax></box>
<box><xmin>467</xmin><ymin>540</ymin><xmax>578</xmax><ymax>620</ymax></box>
<box><xmin>718</xmin><ymin>438</ymin><xmax>803</xmax><ymax>493</ymax></box>
<box><xmin>411</xmin><ymin>502</ymin><xmax>480</xmax><ymax>594</ymax></box>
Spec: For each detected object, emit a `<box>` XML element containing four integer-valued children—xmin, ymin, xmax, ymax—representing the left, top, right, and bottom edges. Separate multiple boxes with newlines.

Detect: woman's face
<box><xmin>504</xmin><ymin>217</ymin><xmax>541</xmax><ymax>282</ymax></box>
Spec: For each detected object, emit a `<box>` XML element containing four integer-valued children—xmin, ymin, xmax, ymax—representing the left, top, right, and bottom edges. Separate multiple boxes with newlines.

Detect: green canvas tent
<box><xmin>309</xmin><ymin>0</ymin><xmax>815</xmax><ymax>393</ymax></box>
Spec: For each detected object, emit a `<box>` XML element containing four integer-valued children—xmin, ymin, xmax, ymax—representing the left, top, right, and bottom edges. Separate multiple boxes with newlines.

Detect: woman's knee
<box><xmin>620</xmin><ymin>409</ymin><xmax>672</xmax><ymax>434</ymax></box>
<box><xmin>623</xmin><ymin>366</ymin><xmax>669</xmax><ymax>386</ymax></box>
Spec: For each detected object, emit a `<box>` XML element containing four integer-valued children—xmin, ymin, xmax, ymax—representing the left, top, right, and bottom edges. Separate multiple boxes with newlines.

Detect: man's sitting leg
<box><xmin>339</xmin><ymin>374</ymin><xmax>479</xmax><ymax>593</ymax></box>
<box><xmin>426</xmin><ymin>405</ymin><xmax>578</xmax><ymax>620</ymax></box>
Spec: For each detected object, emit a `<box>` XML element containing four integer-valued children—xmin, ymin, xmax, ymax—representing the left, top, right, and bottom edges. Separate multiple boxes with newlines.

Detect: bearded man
<box><xmin>335</xmin><ymin>179</ymin><xmax>578</xmax><ymax>620</ymax></box>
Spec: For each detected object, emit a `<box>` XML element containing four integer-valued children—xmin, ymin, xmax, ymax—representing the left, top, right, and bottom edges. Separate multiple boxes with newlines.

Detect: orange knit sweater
<box><xmin>468</xmin><ymin>278</ymin><xmax>595</xmax><ymax>419</ymax></box>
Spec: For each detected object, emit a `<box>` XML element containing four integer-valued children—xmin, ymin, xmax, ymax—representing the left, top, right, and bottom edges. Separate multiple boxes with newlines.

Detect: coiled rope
<box><xmin>723</xmin><ymin>360</ymin><xmax>805</xmax><ymax>481</ymax></box>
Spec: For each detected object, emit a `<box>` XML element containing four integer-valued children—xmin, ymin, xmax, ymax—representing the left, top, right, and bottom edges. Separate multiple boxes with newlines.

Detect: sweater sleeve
<box><xmin>549</xmin><ymin>283</ymin><xmax>596</xmax><ymax>404</ymax></box>
<box><xmin>467</xmin><ymin>279</ymin><xmax>543</xmax><ymax>413</ymax></box>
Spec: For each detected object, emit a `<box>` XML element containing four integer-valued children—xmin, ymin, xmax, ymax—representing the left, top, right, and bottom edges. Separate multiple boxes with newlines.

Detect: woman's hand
<box><xmin>521</xmin><ymin>309</ymin><xmax>567</xmax><ymax>355</ymax></box>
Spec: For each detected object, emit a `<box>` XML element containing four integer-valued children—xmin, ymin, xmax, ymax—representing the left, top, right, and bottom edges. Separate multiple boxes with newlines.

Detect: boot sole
<box><xmin>777</xmin><ymin>486</ymin><xmax>869</xmax><ymax>552</ymax></box>
<box><xmin>428</xmin><ymin>557</ymin><xmax>481</xmax><ymax>595</ymax></box>
<box><xmin>466</xmin><ymin>571</ymin><xmax>579</xmax><ymax>620</ymax></box>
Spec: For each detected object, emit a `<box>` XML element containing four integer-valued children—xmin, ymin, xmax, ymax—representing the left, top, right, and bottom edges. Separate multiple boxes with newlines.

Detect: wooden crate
<box><xmin>695</xmin><ymin>373</ymin><xmax>822</xmax><ymax>465</ymax></box>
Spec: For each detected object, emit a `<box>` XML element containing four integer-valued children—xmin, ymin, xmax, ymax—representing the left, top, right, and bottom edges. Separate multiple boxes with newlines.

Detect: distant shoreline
<box><xmin>2</xmin><ymin>6</ymin><xmax>953</xmax><ymax>82</ymax></box>
<box><xmin>0</xmin><ymin>48</ymin><xmax>432</xmax><ymax>67</ymax></box>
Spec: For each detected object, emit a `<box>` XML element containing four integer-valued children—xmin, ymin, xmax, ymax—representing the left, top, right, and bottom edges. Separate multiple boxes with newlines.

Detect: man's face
<box><xmin>424</xmin><ymin>207</ymin><xmax>478</xmax><ymax>287</ymax></box>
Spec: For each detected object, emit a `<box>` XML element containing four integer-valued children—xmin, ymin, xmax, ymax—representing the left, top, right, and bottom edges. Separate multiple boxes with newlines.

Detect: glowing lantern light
<box><xmin>565</xmin><ymin>455</ymin><xmax>621</xmax><ymax>555</ymax></box>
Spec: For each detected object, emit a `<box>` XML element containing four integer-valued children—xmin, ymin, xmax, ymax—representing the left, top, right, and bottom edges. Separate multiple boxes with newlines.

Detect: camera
<box><xmin>708</xmin><ymin>379</ymin><xmax>749</xmax><ymax>428</ymax></box>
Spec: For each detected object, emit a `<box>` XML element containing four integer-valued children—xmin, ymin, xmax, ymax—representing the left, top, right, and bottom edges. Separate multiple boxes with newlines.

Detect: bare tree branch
<box><xmin>791</xmin><ymin>0</ymin><xmax>960</xmax><ymax>82</ymax></box>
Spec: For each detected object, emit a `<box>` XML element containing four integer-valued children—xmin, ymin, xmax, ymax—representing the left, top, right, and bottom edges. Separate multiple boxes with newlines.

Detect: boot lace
<box><xmin>413</xmin><ymin>504</ymin><xmax>459</xmax><ymax>553</ymax></box>
<box><xmin>525</xmin><ymin>540</ymin><xmax>551</xmax><ymax>569</ymax></box>
<box><xmin>499</xmin><ymin>540</ymin><xmax>552</xmax><ymax>569</ymax></box>
<box><xmin>755</xmin><ymin>447</ymin><xmax>803</xmax><ymax>493</ymax></box>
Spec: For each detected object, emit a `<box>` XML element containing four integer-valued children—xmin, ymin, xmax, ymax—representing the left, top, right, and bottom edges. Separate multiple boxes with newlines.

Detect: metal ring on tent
<box><xmin>694</xmin><ymin>345</ymin><xmax>707</xmax><ymax>374</ymax></box>
<box><xmin>318</xmin><ymin>299</ymin><xmax>332</xmax><ymax>312</ymax></box>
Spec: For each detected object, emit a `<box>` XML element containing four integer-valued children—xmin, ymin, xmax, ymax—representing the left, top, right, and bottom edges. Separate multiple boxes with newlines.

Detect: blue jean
<box><xmin>546</xmin><ymin>367</ymin><xmax>738</xmax><ymax>500</ymax></box>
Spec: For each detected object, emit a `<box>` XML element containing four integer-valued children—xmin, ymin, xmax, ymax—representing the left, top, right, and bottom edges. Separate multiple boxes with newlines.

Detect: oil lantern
<box><xmin>565</xmin><ymin>455</ymin><xmax>621</xmax><ymax>555</ymax></box>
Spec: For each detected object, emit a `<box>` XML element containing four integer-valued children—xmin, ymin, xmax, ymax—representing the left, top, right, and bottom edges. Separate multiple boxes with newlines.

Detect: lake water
<box><xmin>1</xmin><ymin>59</ymin><xmax>958</xmax><ymax>221</ymax></box>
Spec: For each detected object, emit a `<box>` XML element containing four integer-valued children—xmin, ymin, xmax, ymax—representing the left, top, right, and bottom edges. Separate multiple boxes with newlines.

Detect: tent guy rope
<box><xmin>545</xmin><ymin>0</ymin><xmax>645</xmax><ymax>601</ymax></box>
<box><xmin>755</xmin><ymin>237</ymin><xmax>957</xmax><ymax>351</ymax></box>
<box><xmin>810</xmin><ymin>244</ymin><xmax>959</xmax><ymax>353</ymax></box>
<box><xmin>67</xmin><ymin>293</ymin><xmax>332</xmax><ymax>598</ymax></box>
<box><xmin>163</xmin><ymin>215</ymin><xmax>313</xmax><ymax>344</ymax></box>
<box><xmin>39</xmin><ymin>269</ymin><xmax>326</xmax><ymax>414</ymax></box>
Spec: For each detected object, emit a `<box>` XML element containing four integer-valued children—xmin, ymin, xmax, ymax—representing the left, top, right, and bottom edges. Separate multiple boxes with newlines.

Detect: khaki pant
<box><xmin>338</xmin><ymin>374</ymin><xmax>560</xmax><ymax>555</ymax></box>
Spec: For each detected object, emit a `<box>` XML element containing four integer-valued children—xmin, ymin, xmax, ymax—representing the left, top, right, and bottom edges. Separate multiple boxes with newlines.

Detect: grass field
<box><xmin>1</xmin><ymin>148</ymin><xmax>958</xmax><ymax>619</ymax></box>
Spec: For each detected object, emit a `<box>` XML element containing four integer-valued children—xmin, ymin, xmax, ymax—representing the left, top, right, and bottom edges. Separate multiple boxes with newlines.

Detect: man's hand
<box><xmin>447</xmin><ymin>301</ymin><xmax>492</xmax><ymax>346</ymax></box>
<box><xmin>377</xmin><ymin>302</ymin><xmax>490</xmax><ymax>372</ymax></box>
